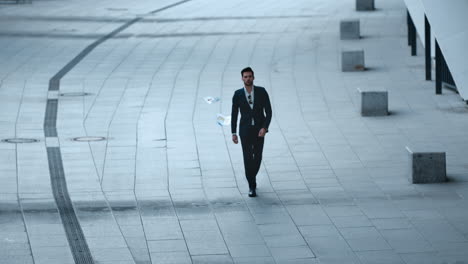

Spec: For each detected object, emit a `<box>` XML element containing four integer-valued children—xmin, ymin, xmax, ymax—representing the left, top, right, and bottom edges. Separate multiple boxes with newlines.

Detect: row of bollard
<box><xmin>340</xmin><ymin>0</ymin><xmax>447</xmax><ymax>184</ymax></box>
<box><xmin>340</xmin><ymin>0</ymin><xmax>387</xmax><ymax>117</ymax></box>
<box><xmin>340</xmin><ymin>2</ymin><xmax>367</xmax><ymax>72</ymax></box>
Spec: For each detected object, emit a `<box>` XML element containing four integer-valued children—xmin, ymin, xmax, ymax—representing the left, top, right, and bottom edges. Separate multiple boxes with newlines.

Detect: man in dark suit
<box><xmin>231</xmin><ymin>67</ymin><xmax>272</xmax><ymax>197</ymax></box>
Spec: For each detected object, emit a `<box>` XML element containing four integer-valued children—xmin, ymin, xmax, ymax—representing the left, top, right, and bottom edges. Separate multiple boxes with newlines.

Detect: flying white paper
<box><xmin>204</xmin><ymin>96</ymin><xmax>220</xmax><ymax>104</ymax></box>
<box><xmin>216</xmin><ymin>114</ymin><xmax>231</xmax><ymax>126</ymax></box>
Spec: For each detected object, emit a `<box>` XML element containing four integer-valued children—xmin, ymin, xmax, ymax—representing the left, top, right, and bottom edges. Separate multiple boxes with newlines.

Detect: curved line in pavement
<box><xmin>43</xmin><ymin>1</ymin><xmax>192</xmax><ymax>263</ymax></box>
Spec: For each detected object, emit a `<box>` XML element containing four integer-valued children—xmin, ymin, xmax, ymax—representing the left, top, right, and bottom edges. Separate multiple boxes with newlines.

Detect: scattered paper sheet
<box><xmin>216</xmin><ymin>114</ymin><xmax>231</xmax><ymax>126</ymax></box>
<box><xmin>204</xmin><ymin>96</ymin><xmax>220</xmax><ymax>104</ymax></box>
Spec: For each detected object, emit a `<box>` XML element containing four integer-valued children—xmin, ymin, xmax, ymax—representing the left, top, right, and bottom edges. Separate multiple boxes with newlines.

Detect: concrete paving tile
<box><xmin>356</xmin><ymin>250</ymin><xmax>405</xmax><ymax>264</ymax></box>
<box><xmin>191</xmin><ymin>254</ymin><xmax>233</xmax><ymax>264</ymax></box>
<box><xmin>345</xmin><ymin>235</ymin><xmax>392</xmax><ymax>252</ymax></box>
<box><xmin>150</xmin><ymin>251</ymin><xmax>191</xmax><ymax>264</ymax></box>
<box><xmin>233</xmin><ymin>256</ymin><xmax>275</xmax><ymax>264</ymax></box>
<box><xmin>316</xmin><ymin>256</ymin><xmax>361</xmax><ymax>264</ymax></box>
<box><xmin>0</xmin><ymin>213</ymin><xmax>23</xmax><ymax>225</ymax></box>
<box><xmin>252</xmin><ymin>212</ymin><xmax>291</xmax><ymax>225</ymax></box>
<box><xmin>184</xmin><ymin>230</ymin><xmax>228</xmax><ymax>255</ymax></box>
<box><xmin>258</xmin><ymin>223</ymin><xmax>298</xmax><ymax>237</ymax></box>
<box><xmin>91</xmin><ymin>247</ymin><xmax>134</xmax><ymax>262</ymax></box>
<box><xmin>403</xmin><ymin>209</ymin><xmax>445</xmax><ymax>221</ymax></box>
<box><xmin>431</xmin><ymin>241</ymin><xmax>468</xmax><ymax>257</ymax></box>
<box><xmin>33</xmin><ymin>258</ymin><xmax>75</xmax><ymax>264</ymax></box>
<box><xmin>125</xmin><ymin>236</ymin><xmax>150</xmax><ymax>250</ymax></box>
<box><xmin>399</xmin><ymin>252</ymin><xmax>444</xmax><ymax>264</ymax></box>
<box><xmin>270</xmin><ymin>246</ymin><xmax>315</xmax><ymax>261</ymax></box>
<box><xmin>359</xmin><ymin>203</ymin><xmax>406</xmax><ymax>219</ymax></box>
<box><xmin>86</xmin><ymin>236</ymin><xmax>128</xmax><ymax>249</ymax></box>
<box><xmin>371</xmin><ymin>218</ymin><xmax>413</xmax><ymax>230</ymax></box>
<box><xmin>331</xmin><ymin>215</ymin><xmax>374</xmax><ymax>228</ymax></box>
<box><xmin>449</xmin><ymin>219</ymin><xmax>468</xmax><ymax>236</ymax></box>
<box><xmin>97</xmin><ymin>261</ymin><xmax>136</xmax><ymax>264</ymax></box>
<box><xmin>286</xmin><ymin>205</ymin><xmax>332</xmax><ymax>226</ymax></box>
<box><xmin>270</xmin><ymin>180</ymin><xmax>309</xmax><ymax>191</ymax></box>
<box><xmin>298</xmin><ymin>225</ymin><xmax>341</xmax><ymax>238</ymax></box>
<box><xmin>0</xmin><ymin>239</ymin><xmax>31</xmax><ymax>251</ymax></box>
<box><xmin>148</xmin><ymin>239</ymin><xmax>188</xmax><ymax>253</ymax></box>
<box><xmin>25</xmin><ymin>224</ymin><xmax>66</xmax><ymax>236</ymax></box>
<box><xmin>0</xmin><ymin>246</ymin><xmax>31</xmax><ymax>256</ymax></box>
<box><xmin>305</xmin><ymin>177</ymin><xmax>341</xmax><ymax>188</ymax></box>
<box><xmin>305</xmin><ymin>235</ymin><xmax>353</xmax><ymax>257</ymax></box>
<box><xmin>129</xmin><ymin>247</ymin><xmax>151</xmax><ymax>263</ymax></box>
<box><xmin>323</xmin><ymin>205</ymin><xmax>363</xmax><ymax>217</ymax></box>
<box><xmin>411</xmin><ymin>220</ymin><xmax>467</xmax><ymax>243</ymax></box>
<box><xmin>179</xmin><ymin>218</ymin><xmax>219</xmax><ymax>231</ymax></box>
<box><xmin>30</xmin><ymin>246</ymin><xmax>74</xmax><ymax>262</ymax></box>
<box><xmin>264</xmin><ymin>234</ymin><xmax>307</xmax><ymax>248</ymax></box>
<box><xmin>380</xmin><ymin>229</ymin><xmax>435</xmax><ymax>253</ymax></box>
<box><xmin>221</xmin><ymin>231</ymin><xmax>265</xmax><ymax>246</ymax></box>
<box><xmin>228</xmin><ymin>244</ymin><xmax>271</xmax><ymax>258</ymax></box>
<box><xmin>143</xmin><ymin>223</ymin><xmax>184</xmax><ymax>241</ymax></box>
<box><xmin>0</xmin><ymin>255</ymin><xmax>34</xmax><ymax>264</ymax></box>
<box><xmin>29</xmin><ymin>235</ymin><xmax>69</xmax><ymax>248</ymax></box>
<box><xmin>339</xmin><ymin>227</ymin><xmax>391</xmax><ymax>251</ymax></box>
<box><xmin>276</xmin><ymin>191</ymin><xmax>319</xmax><ymax>205</ymax></box>
<box><xmin>278</xmin><ymin>259</ymin><xmax>319</xmax><ymax>264</ymax></box>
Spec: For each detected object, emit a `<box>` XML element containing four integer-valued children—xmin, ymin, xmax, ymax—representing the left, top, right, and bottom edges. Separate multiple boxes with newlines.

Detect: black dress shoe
<box><xmin>248</xmin><ymin>189</ymin><xmax>257</xmax><ymax>197</ymax></box>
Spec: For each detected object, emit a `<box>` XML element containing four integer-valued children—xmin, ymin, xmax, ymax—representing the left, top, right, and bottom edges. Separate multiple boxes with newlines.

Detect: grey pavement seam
<box><xmin>163</xmin><ymin>36</ymin><xmax>204</xmax><ymax>263</ymax></box>
<box><xmin>48</xmin><ymin>0</ymin><xmax>193</xmax><ymax>91</ymax></box>
<box><xmin>264</xmin><ymin>22</ymin><xmax>323</xmax><ymax>259</ymax></box>
<box><xmin>218</xmin><ymin>18</ymin><xmax>294</xmax><ymax>263</ymax></box>
<box><xmin>293</xmin><ymin>26</ymin><xmax>381</xmax><ymax>262</ymax></box>
<box><xmin>191</xmin><ymin>35</ymin><xmax>237</xmax><ymax>262</ymax></box>
<box><xmin>0</xmin><ymin>31</ymin><xmax>262</xmax><ymax>40</ymax></box>
<box><xmin>309</xmin><ymin>18</ymin><xmax>434</xmax><ymax>258</ymax></box>
<box><xmin>0</xmin><ymin>14</ymin><xmax>323</xmax><ymax>23</ymax></box>
<box><xmin>14</xmin><ymin>80</ymin><xmax>36</xmax><ymax>264</ymax></box>
<box><xmin>249</xmin><ymin>18</ymin><xmax>318</xmax><ymax>261</ymax></box>
<box><xmin>132</xmin><ymin>36</ymin><xmax>184</xmax><ymax>264</ymax></box>
<box><xmin>0</xmin><ymin>39</ymin><xmax>48</xmax><ymax>83</ymax></box>
<box><xmin>87</xmin><ymin>37</ymin><xmax>154</xmax><ymax>264</ymax></box>
<box><xmin>42</xmin><ymin>1</ymin><xmax>194</xmax><ymax>263</ymax></box>
<box><xmin>289</xmin><ymin>9</ymin><xmax>429</xmax><ymax>261</ymax></box>
<box><xmin>218</xmin><ymin>18</ymin><xmax>281</xmax><ymax>263</ymax></box>
<box><xmin>99</xmin><ymin>76</ymin><xmax>132</xmax><ymax>185</ymax></box>
<box><xmin>287</xmin><ymin>17</ymin><xmax>363</xmax><ymax>257</ymax></box>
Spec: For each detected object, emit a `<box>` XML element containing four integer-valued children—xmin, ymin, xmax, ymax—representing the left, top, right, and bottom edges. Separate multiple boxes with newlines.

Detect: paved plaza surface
<box><xmin>1</xmin><ymin>0</ymin><xmax>468</xmax><ymax>263</ymax></box>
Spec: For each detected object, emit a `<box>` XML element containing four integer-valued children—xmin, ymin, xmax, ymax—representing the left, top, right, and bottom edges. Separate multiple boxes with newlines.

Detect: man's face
<box><xmin>242</xmin><ymin>72</ymin><xmax>254</xmax><ymax>86</ymax></box>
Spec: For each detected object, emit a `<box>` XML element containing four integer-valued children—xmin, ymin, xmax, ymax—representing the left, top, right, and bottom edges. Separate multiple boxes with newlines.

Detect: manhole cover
<box><xmin>72</xmin><ymin>136</ymin><xmax>106</xmax><ymax>142</ymax></box>
<box><xmin>59</xmin><ymin>92</ymin><xmax>92</xmax><ymax>97</ymax></box>
<box><xmin>1</xmin><ymin>138</ymin><xmax>39</xmax><ymax>144</ymax></box>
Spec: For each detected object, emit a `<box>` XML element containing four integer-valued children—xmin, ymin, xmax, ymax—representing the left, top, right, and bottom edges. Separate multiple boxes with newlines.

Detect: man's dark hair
<box><xmin>241</xmin><ymin>67</ymin><xmax>254</xmax><ymax>77</ymax></box>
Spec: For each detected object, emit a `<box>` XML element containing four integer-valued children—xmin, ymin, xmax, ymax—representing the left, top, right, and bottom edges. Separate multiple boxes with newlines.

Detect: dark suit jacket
<box><xmin>231</xmin><ymin>86</ymin><xmax>272</xmax><ymax>137</ymax></box>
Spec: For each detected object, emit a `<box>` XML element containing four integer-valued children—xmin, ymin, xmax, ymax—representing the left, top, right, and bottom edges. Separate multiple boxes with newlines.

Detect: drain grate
<box><xmin>1</xmin><ymin>138</ymin><xmax>39</xmax><ymax>143</ymax></box>
<box><xmin>44</xmin><ymin>99</ymin><xmax>58</xmax><ymax>137</ymax></box>
<box><xmin>47</xmin><ymin>147</ymin><xmax>94</xmax><ymax>264</ymax></box>
<box><xmin>72</xmin><ymin>136</ymin><xmax>106</xmax><ymax>142</ymax></box>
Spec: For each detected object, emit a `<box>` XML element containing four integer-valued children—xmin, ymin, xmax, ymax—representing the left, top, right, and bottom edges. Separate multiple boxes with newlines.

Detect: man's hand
<box><xmin>258</xmin><ymin>128</ymin><xmax>266</xmax><ymax>137</ymax></box>
<box><xmin>232</xmin><ymin>135</ymin><xmax>238</xmax><ymax>144</ymax></box>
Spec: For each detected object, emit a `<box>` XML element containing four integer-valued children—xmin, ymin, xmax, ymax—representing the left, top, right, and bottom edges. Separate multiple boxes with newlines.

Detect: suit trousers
<box><xmin>240</xmin><ymin>126</ymin><xmax>265</xmax><ymax>190</ymax></box>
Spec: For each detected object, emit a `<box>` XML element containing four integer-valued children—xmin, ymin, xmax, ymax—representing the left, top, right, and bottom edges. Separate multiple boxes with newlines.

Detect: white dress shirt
<box><xmin>244</xmin><ymin>86</ymin><xmax>254</xmax><ymax>125</ymax></box>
